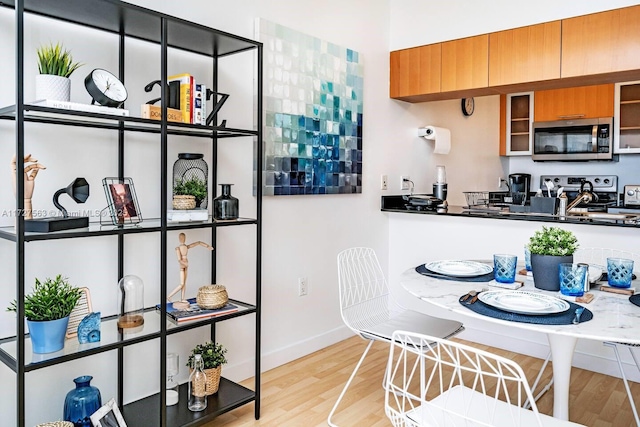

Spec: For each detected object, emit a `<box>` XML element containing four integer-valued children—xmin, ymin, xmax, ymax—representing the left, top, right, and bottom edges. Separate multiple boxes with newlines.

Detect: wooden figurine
<box><xmin>11</xmin><ymin>154</ymin><xmax>46</xmax><ymax>220</ymax></box>
<box><xmin>168</xmin><ymin>232</ymin><xmax>214</xmax><ymax>309</ymax></box>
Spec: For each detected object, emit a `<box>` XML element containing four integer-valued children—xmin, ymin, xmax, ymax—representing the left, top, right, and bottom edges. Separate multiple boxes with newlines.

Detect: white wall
<box><xmin>0</xmin><ymin>0</ymin><xmax>394</xmax><ymax>425</ymax></box>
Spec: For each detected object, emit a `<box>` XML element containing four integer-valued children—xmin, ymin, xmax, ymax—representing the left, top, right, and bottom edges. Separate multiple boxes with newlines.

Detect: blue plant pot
<box><xmin>27</xmin><ymin>316</ymin><xmax>69</xmax><ymax>354</ymax></box>
<box><xmin>64</xmin><ymin>375</ymin><xmax>102</xmax><ymax>427</ymax></box>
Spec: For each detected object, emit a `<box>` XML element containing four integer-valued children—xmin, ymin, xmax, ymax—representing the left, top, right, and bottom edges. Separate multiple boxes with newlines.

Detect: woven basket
<box><xmin>173</xmin><ymin>195</ymin><xmax>196</xmax><ymax>210</ymax></box>
<box><xmin>196</xmin><ymin>284</ymin><xmax>228</xmax><ymax>309</ymax></box>
<box><xmin>190</xmin><ymin>365</ymin><xmax>222</xmax><ymax>396</ymax></box>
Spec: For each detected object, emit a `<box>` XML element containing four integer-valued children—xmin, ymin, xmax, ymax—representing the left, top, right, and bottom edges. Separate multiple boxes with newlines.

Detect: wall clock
<box><xmin>461</xmin><ymin>97</ymin><xmax>474</xmax><ymax>116</ymax></box>
<box><xmin>84</xmin><ymin>68</ymin><xmax>128</xmax><ymax>108</ymax></box>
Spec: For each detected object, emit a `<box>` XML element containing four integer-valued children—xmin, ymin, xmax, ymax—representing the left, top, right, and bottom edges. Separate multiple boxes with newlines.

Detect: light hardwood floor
<box><xmin>206</xmin><ymin>336</ymin><xmax>639</xmax><ymax>426</ymax></box>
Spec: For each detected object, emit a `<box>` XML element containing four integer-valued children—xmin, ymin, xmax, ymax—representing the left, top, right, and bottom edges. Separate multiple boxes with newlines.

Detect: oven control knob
<box><xmin>553</xmin><ymin>178</ymin><xmax>560</xmax><ymax>183</ymax></box>
<box><xmin>603</xmin><ymin>178</ymin><xmax>610</xmax><ymax>185</ymax></box>
<box><xmin>628</xmin><ymin>190</ymin><xmax>636</xmax><ymax>196</ymax></box>
<box><xmin>594</xmin><ymin>178</ymin><xmax>601</xmax><ymax>184</ymax></box>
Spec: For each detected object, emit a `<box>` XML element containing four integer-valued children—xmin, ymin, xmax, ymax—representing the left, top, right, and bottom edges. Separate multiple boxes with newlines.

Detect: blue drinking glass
<box><xmin>607</xmin><ymin>258</ymin><xmax>634</xmax><ymax>288</ymax></box>
<box><xmin>524</xmin><ymin>245</ymin><xmax>532</xmax><ymax>271</ymax></box>
<box><xmin>494</xmin><ymin>254</ymin><xmax>517</xmax><ymax>283</ymax></box>
<box><xmin>559</xmin><ymin>263</ymin><xmax>587</xmax><ymax>297</ymax></box>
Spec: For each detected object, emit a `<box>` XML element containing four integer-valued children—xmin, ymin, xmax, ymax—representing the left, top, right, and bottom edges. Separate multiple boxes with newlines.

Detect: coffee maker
<box><xmin>508</xmin><ymin>173</ymin><xmax>531</xmax><ymax>205</ymax></box>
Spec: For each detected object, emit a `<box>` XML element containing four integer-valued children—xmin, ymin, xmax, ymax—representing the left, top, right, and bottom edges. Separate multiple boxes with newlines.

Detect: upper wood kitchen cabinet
<box><xmin>489</xmin><ymin>21</ymin><xmax>561</xmax><ymax>87</ymax></box>
<box><xmin>534</xmin><ymin>84</ymin><xmax>614</xmax><ymax>121</ymax></box>
<box><xmin>441</xmin><ymin>35</ymin><xmax>488</xmax><ymax>92</ymax></box>
<box><xmin>562</xmin><ymin>6</ymin><xmax>640</xmax><ymax>78</ymax></box>
<box><xmin>390</xmin><ymin>44</ymin><xmax>441</xmax><ymax>100</ymax></box>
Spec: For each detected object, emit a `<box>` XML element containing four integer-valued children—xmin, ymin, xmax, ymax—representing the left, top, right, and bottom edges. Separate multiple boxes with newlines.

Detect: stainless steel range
<box><xmin>540</xmin><ymin>175</ymin><xmax>618</xmax><ymax>212</ymax></box>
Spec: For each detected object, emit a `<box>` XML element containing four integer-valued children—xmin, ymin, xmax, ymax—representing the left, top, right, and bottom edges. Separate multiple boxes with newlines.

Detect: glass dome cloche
<box><xmin>117</xmin><ymin>274</ymin><xmax>144</xmax><ymax>329</ymax></box>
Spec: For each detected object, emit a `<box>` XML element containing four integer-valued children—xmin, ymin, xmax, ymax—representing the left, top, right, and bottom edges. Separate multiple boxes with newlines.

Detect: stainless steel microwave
<box><xmin>532</xmin><ymin>117</ymin><xmax>614</xmax><ymax>161</ymax></box>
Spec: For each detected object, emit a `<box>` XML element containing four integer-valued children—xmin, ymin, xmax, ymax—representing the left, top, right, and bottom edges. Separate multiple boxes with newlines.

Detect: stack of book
<box><xmin>156</xmin><ymin>298</ymin><xmax>238</xmax><ymax>323</ymax></box>
<box><xmin>168</xmin><ymin>73</ymin><xmax>208</xmax><ymax>125</ymax></box>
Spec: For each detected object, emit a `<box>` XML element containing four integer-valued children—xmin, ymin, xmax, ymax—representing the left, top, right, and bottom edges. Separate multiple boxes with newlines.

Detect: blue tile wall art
<box><xmin>256</xmin><ymin>19</ymin><xmax>363</xmax><ymax>195</ymax></box>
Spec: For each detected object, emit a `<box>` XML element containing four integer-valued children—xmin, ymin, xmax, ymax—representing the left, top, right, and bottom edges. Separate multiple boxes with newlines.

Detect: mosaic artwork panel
<box><xmin>257</xmin><ymin>19</ymin><xmax>363</xmax><ymax>196</ymax></box>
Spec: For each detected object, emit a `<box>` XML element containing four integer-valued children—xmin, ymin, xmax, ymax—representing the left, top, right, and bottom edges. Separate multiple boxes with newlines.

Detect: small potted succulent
<box><xmin>187</xmin><ymin>341</ymin><xmax>227</xmax><ymax>395</ymax></box>
<box><xmin>528</xmin><ymin>226</ymin><xmax>579</xmax><ymax>291</ymax></box>
<box><xmin>35</xmin><ymin>42</ymin><xmax>83</xmax><ymax>102</ymax></box>
<box><xmin>7</xmin><ymin>275</ymin><xmax>82</xmax><ymax>353</ymax></box>
<box><xmin>173</xmin><ymin>177</ymin><xmax>207</xmax><ymax>210</ymax></box>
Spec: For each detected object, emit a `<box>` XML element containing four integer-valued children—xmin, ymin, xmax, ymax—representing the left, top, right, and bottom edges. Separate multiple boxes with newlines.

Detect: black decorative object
<box><xmin>173</xmin><ymin>153</ymin><xmax>208</xmax><ymax>208</ymax></box>
<box><xmin>144</xmin><ymin>79</ymin><xmax>180</xmax><ymax>108</ymax></box>
<box><xmin>204</xmin><ymin>89</ymin><xmax>229</xmax><ymax>126</ymax></box>
<box><xmin>213</xmin><ymin>184</ymin><xmax>239</xmax><ymax>220</ymax></box>
<box><xmin>25</xmin><ymin>177</ymin><xmax>90</xmax><ymax>232</ymax></box>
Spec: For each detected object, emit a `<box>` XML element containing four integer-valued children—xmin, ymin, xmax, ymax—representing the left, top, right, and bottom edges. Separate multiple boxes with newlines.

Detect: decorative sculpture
<box><xmin>168</xmin><ymin>232</ymin><xmax>214</xmax><ymax>309</ymax></box>
<box><xmin>11</xmin><ymin>154</ymin><xmax>46</xmax><ymax>220</ymax></box>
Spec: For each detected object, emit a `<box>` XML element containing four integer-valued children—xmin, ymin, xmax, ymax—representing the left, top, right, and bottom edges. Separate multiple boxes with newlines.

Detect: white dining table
<box><xmin>400</xmin><ymin>265</ymin><xmax>640</xmax><ymax>421</ymax></box>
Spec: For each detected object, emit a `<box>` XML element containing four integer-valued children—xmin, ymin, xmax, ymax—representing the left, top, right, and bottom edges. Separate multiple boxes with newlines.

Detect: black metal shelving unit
<box><xmin>1</xmin><ymin>1</ymin><xmax>263</xmax><ymax>426</ymax></box>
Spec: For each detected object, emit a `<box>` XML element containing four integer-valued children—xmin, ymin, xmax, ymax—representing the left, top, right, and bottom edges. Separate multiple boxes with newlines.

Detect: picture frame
<box><xmin>90</xmin><ymin>398</ymin><xmax>127</xmax><ymax>427</ymax></box>
<box><xmin>102</xmin><ymin>177</ymin><xmax>142</xmax><ymax>226</ymax></box>
<box><xmin>65</xmin><ymin>287</ymin><xmax>92</xmax><ymax>339</ymax></box>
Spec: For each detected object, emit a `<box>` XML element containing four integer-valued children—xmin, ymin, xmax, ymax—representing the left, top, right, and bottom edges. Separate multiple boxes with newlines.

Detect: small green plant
<box><xmin>528</xmin><ymin>226</ymin><xmax>579</xmax><ymax>256</ymax></box>
<box><xmin>36</xmin><ymin>42</ymin><xmax>83</xmax><ymax>77</ymax></box>
<box><xmin>7</xmin><ymin>275</ymin><xmax>82</xmax><ymax>321</ymax></box>
<box><xmin>174</xmin><ymin>177</ymin><xmax>207</xmax><ymax>203</ymax></box>
<box><xmin>187</xmin><ymin>341</ymin><xmax>227</xmax><ymax>369</ymax></box>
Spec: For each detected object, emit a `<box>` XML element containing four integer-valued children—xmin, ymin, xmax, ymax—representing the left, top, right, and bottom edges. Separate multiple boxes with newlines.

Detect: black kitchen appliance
<box><xmin>540</xmin><ymin>175</ymin><xmax>618</xmax><ymax>212</ymax></box>
<box><xmin>508</xmin><ymin>173</ymin><xmax>531</xmax><ymax>205</ymax></box>
<box><xmin>532</xmin><ymin>117</ymin><xmax>614</xmax><ymax>161</ymax></box>
<box><xmin>402</xmin><ymin>194</ymin><xmax>444</xmax><ymax>211</ymax></box>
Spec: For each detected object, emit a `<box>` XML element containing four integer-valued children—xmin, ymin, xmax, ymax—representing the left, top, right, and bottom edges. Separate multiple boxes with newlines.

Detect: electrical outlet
<box><xmin>498</xmin><ymin>177</ymin><xmax>504</xmax><ymax>188</ymax></box>
<box><xmin>381</xmin><ymin>174</ymin><xmax>388</xmax><ymax>190</ymax></box>
<box><xmin>401</xmin><ymin>176</ymin><xmax>410</xmax><ymax>191</ymax></box>
<box><xmin>298</xmin><ymin>277</ymin><xmax>308</xmax><ymax>296</ymax></box>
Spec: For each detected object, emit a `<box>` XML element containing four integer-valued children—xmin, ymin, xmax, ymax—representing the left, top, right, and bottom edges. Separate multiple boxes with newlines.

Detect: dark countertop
<box><xmin>381</xmin><ymin>195</ymin><xmax>640</xmax><ymax>228</ymax></box>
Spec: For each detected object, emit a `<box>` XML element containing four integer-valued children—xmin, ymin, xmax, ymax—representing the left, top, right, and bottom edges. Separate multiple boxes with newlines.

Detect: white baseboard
<box><xmin>223</xmin><ymin>325</ymin><xmax>354</xmax><ymax>382</ymax></box>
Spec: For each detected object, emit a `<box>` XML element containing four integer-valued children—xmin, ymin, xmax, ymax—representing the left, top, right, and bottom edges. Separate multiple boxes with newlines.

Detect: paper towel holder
<box><xmin>417</xmin><ymin>127</ymin><xmax>433</xmax><ymax>137</ymax></box>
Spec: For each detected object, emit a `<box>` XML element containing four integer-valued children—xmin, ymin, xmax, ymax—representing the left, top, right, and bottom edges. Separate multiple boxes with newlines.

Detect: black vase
<box><xmin>530</xmin><ymin>254</ymin><xmax>573</xmax><ymax>291</ymax></box>
<box><xmin>213</xmin><ymin>184</ymin><xmax>239</xmax><ymax>220</ymax></box>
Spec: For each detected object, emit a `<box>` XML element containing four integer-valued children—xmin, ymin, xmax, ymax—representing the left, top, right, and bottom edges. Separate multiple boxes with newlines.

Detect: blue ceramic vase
<box><xmin>64</xmin><ymin>376</ymin><xmax>102</xmax><ymax>427</ymax></box>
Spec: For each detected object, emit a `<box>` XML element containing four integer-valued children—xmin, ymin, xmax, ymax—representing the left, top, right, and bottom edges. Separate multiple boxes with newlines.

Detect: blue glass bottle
<box><xmin>64</xmin><ymin>376</ymin><xmax>102</xmax><ymax>427</ymax></box>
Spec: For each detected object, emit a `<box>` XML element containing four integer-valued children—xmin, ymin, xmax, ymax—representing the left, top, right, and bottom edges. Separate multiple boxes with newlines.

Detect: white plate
<box><xmin>477</xmin><ymin>290</ymin><xmax>570</xmax><ymax>315</ymax></box>
<box><xmin>425</xmin><ymin>260</ymin><xmax>493</xmax><ymax>277</ymax></box>
<box><xmin>588</xmin><ymin>265</ymin><xmax>604</xmax><ymax>283</ymax></box>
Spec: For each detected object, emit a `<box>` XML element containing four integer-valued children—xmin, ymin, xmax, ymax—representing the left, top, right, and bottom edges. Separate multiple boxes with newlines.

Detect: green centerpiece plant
<box><xmin>7</xmin><ymin>275</ymin><xmax>82</xmax><ymax>353</ymax></box>
<box><xmin>187</xmin><ymin>341</ymin><xmax>228</xmax><ymax>395</ymax></box>
<box><xmin>528</xmin><ymin>226</ymin><xmax>579</xmax><ymax>257</ymax></box>
<box><xmin>528</xmin><ymin>226</ymin><xmax>579</xmax><ymax>291</ymax></box>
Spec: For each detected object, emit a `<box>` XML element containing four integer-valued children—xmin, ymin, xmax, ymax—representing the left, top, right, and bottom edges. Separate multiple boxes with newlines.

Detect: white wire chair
<box><xmin>385</xmin><ymin>330</ymin><xmax>585</xmax><ymax>427</ymax></box>
<box><xmin>527</xmin><ymin>247</ymin><xmax>640</xmax><ymax>426</ymax></box>
<box><xmin>327</xmin><ymin>247</ymin><xmax>464</xmax><ymax>427</ymax></box>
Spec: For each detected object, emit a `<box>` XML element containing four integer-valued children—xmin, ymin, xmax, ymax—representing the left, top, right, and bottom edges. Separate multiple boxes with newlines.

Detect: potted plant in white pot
<box><xmin>35</xmin><ymin>42</ymin><xmax>83</xmax><ymax>102</ymax></box>
<box><xmin>528</xmin><ymin>226</ymin><xmax>579</xmax><ymax>291</ymax></box>
<box><xmin>7</xmin><ymin>275</ymin><xmax>82</xmax><ymax>353</ymax></box>
<box><xmin>187</xmin><ymin>341</ymin><xmax>227</xmax><ymax>395</ymax></box>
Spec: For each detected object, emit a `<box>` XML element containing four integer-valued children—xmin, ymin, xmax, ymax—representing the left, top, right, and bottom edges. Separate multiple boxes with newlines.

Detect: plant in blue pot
<box><xmin>63</xmin><ymin>375</ymin><xmax>102</xmax><ymax>427</ymax></box>
<box><xmin>6</xmin><ymin>274</ymin><xmax>82</xmax><ymax>353</ymax></box>
<box><xmin>528</xmin><ymin>226</ymin><xmax>579</xmax><ymax>291</ymax></box>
